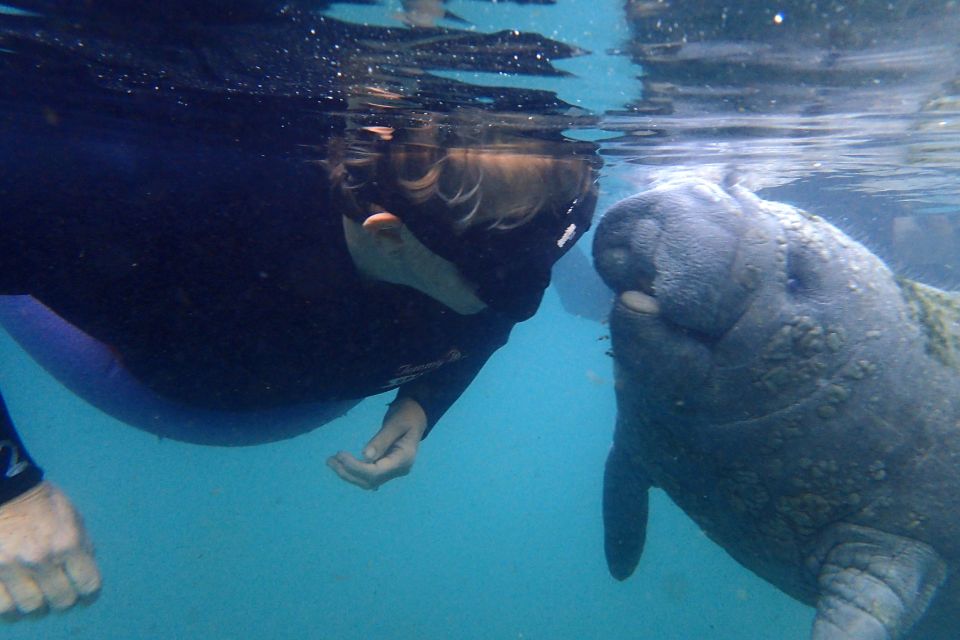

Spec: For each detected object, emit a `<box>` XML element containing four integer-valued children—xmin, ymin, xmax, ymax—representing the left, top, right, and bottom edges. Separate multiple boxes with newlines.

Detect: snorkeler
<box><xmin>0</xmin><ymin>120</ymin><xmax>599</xmax><ymax>616</ymax></box>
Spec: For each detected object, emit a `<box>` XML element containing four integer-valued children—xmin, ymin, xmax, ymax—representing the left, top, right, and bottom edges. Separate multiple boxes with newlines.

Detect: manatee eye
<box><xmin>785</xmin><ymin>244</ymin><xmax>819</xmax><ymax>296</ymax></box>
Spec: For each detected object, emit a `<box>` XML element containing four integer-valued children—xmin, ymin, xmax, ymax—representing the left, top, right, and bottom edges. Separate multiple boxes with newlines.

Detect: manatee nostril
<box><xmin>595</xmin><ymin>245</ymin><xmax>657</xmax><ymax>295</ymax></box>
<box><xmin>605</xmin><ymin>247</ymin><xmax>630</xmax><ymax>269</ymax></box>
<box><xmin>595</xmin><ymin>204</ymin><xmax>662</xmax><ymax>293</ymax></box>
<box><xmin>594</xmin><ymin>246</ymin><xmax>630</xmax><ymax>289</ymax></box>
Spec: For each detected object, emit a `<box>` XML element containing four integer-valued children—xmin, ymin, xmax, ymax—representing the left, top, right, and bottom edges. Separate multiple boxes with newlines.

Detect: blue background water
<box><xmin>0</xmin><ymin>283</ymin><xmax>812</xmax><ymax>639</ymax></box>
<box><xmin>0</xmin><ymin>0</ymin><xmax>912</xmax><ymax>637</ymax></box>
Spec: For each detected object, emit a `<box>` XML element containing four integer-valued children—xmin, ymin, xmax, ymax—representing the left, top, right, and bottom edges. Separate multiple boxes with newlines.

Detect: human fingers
<box><xmin>63</xmin><ymin>550</ymin><xmax>102</xmax><ymax>598</ymax></box>
<box><xmin>0</xmin><ymin>565</ymin><xmax>45</xmax><ymax>614</ymax></box>
<box><xmin>363</xmin><ymin>398</ymin><xmax>426</xmax><ymax>461</ymax></box>
<box><xmin>331</xmin><ymin>450</ymin><xmax>412</xmax><ymax>489</ymax></box>
<box><xmin>0</xmin><ymin>582</ymin><xmax>14</xmax><ymax>616</ymax></box>
<box><xmin>327</xmin><ymin>452</ymin><xmax>377</xmax><ymax>490</ymax></box>
<box><xmin>35</xmin><ymin>564</ymin><xmax>77</xmax><ymax>610</ymax></box>
<box><xmin>327</xmin><ymin>449</ymin><xmax>412</xmax><ymax>490</ymax></box>
<box><xmin>361</xmin><ymin>419</ymin><xmax>409</xmax><ymax>462</ymax></box>
<box><xmin>0</xmin><ymin>482</ymin><xmax>101</xmax><ymax>618</ymax></box>
<box><xmin>366</xmin><ymin>445</ymin><xmax>415</xmax><ymax>485</ymax></box>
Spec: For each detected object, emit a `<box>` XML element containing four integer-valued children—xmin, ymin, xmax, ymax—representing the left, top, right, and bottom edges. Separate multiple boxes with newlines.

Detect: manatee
<box><xmin>592</xmin><ymin>176</ymin><xmax>960</xmax><ymax>640</ymax></box>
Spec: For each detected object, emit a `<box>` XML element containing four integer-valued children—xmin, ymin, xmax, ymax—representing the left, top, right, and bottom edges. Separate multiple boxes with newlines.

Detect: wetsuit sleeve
<box><xmin>395</xmin><ymin>317</ymin><xmax>514</xmax><ymax>437</ymax></box>
<box><xmin>0</xmin><ymin>390</ymin><xmax>44</xmax><ymax>505</ymax></box>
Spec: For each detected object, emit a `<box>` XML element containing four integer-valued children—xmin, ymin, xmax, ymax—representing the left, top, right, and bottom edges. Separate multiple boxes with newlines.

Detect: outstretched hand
<box><xmin>0</xmin><ymin>481</ymin><xmax>101</xmax><ymax>617</ymax></box>
<box><xmin>327</xmin><ymin>397</ymin><xmax>427</xmax><ymax>490</ymax></box>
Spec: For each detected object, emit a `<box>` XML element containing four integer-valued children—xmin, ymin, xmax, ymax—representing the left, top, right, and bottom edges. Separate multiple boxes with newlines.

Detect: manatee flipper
<box><xmin>603</xmin><ymin>440</ymin><xmax>651</xmax><ymax>581</ymax></box>
<box><xmin>811</xmin><ymin>525</ymin><xmax>947</xmax><ymax>640</ymax></box>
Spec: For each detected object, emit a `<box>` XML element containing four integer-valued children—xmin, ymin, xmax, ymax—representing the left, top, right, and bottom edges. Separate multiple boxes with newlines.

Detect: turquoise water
<box><xmin>0</xmin><ymin>285</ymin><xmax>811</xmax><ymax>639</ymax></box>
<box><xmin>2</xmin><ymin>0</ymin><xmax>957</xmax><ymax>637</ymax></box>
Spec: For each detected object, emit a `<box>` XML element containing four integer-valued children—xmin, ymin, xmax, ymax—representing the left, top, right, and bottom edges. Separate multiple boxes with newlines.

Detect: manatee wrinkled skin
<box><xmin>593</xmin><ymin>177</ymin><xmax>960</xmax><ymax>640</ymax></box>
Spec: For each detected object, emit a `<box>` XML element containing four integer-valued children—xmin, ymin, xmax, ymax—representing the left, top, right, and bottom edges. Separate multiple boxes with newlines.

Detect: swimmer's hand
<box><xmin>327</xmin><ymin>397</ymin><xmax>427</xmax><ymax>490</ymax></box>
<box><xmin>0</xmin><ymin>481</ymin><xmax>101</xmax><ymax>617</ymax></box>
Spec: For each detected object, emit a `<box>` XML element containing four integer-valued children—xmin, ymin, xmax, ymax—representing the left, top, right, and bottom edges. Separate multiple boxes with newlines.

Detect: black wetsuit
<box><xmin>0</xmin><ymin>114</ymin><xmax>517</xmax><ymax>503</ymax></box>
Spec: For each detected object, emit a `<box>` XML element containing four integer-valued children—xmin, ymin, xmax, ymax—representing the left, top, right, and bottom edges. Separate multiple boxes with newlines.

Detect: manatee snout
<box><xmin>593</xmin><ymin>179</ymin><xmax>778</xmax><ymax>340</ymax></box>
<box><xmin>591</xmin><ymin>193</ymin><xmax>660</xmax><ymax>300</ymax></box>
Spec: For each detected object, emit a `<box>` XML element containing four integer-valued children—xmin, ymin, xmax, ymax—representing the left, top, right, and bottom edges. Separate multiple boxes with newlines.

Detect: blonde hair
<box><xmin>329</xmin><ymin>126</ymin><xmax>597</xmax><ymax>232</ymax></box>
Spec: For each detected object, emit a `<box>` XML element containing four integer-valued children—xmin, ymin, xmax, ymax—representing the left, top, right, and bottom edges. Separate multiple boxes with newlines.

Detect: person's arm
<box><xmin>0</xmin><ymin>390</ymin><xmax>101</xmax><ymax>617</ymax></box>
<box><xmin>0</xmin><ymin>392</ymin><xmax>44</xmax><ymax>504</ymax></box>
<box><xmin>393</xmin><ymin>340</ymin><xmax>503</xmax><ymax>437</ymax></box>
<box><xmin>327</xmin><ymin>315</ymin><xmax>513</xmax><ymax>490</ymax></box>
